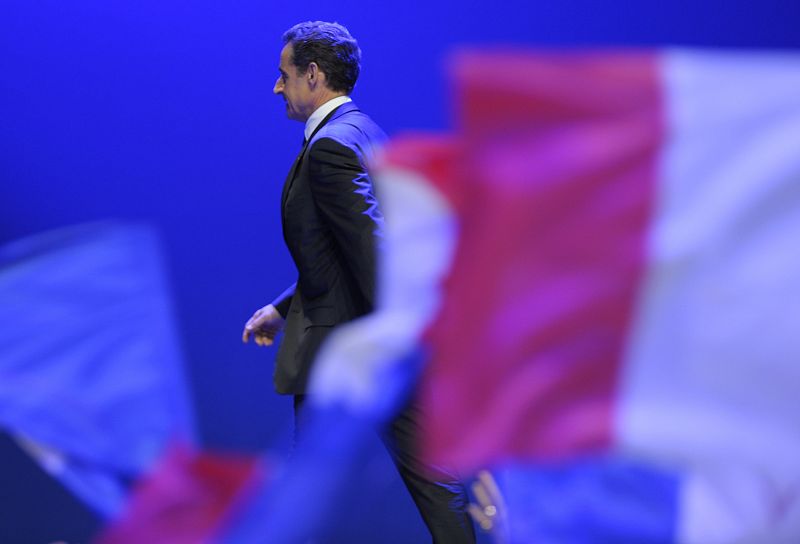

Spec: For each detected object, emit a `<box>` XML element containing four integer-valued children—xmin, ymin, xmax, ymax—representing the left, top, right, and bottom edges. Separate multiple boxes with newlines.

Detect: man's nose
<box><xmin>273</xmin><ymin>78</ymin><xmax>283</xmax><ymax>95</ymax></box>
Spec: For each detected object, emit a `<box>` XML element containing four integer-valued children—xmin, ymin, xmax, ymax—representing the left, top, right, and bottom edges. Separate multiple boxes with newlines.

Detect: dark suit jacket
<box><xmin>270</xmin><ymin>101</ymin><xmax>386</xmax><ymax>394</ymax></box>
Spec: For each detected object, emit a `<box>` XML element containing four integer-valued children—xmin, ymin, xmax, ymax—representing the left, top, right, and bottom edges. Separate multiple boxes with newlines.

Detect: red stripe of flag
<box><xmin>418</xmin><ymin>51</ymin><xmax>664</xmax><ymax>472</ymax></box>
<box><xmin>96</xmin><ymin>443</ymin><xmax>264</xmax><ymax>544</ymax></box>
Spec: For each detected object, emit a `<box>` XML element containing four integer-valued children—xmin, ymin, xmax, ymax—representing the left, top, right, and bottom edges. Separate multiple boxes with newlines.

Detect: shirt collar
<box><xmin>304</xmin><ymin>95</ymin><xmax>352</xmax><ymax>142</ymax></box>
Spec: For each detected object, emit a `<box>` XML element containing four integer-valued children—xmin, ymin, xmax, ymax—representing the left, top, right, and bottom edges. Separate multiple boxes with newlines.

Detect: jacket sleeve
<box><xmin>271</xmin><ymin>282</ymin><xmax>296</xmax><ymax>318</ymax></box>
<box><xmin>307</xmin><ymin>137</ymin><xmax>383</xmax><ymax>307</ymax></box>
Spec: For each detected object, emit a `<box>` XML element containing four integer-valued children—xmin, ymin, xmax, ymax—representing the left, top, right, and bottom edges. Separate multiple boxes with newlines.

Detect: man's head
<box><xmin>274</xmin><ymin>21</ymin><xmax>361</xmax><ymax>122</ymax></box>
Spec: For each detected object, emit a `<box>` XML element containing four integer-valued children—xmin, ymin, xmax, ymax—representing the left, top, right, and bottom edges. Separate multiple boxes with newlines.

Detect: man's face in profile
<box><xmin>273</xmin><ymin>43</ymin><xmax>313</xmax><ymax>122</ymax></box>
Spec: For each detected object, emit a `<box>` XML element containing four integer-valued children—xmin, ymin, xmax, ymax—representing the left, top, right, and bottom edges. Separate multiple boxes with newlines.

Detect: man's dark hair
<box><xmin>282</xmin><ymin>21</ymin><xmax>361</xmax><ymax>94</ymax></box>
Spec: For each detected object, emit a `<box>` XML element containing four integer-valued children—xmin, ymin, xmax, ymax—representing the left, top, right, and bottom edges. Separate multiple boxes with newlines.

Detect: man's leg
<box><xmin>382</xmin><ymin>402</ymin><xmax>476</xmax><ymax>544</ymax></box>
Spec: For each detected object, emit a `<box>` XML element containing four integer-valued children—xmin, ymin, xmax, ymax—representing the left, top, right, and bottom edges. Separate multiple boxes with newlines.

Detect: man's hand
<box><xmin>468</xmin><ymin>470</ymin><xmax>509</xmax><ymax>544</ymax></box>
<box><xmin>242</xmin><ymin>304</ymin><xmax>286</xmax><ymax>346</ymax></box>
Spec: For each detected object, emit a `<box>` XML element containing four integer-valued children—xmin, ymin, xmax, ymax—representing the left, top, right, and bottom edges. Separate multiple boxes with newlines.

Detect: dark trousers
<box><xmin>294</xmin><ymin>395</ymin><xmax>476</xmax><ymax>544</ymax></box>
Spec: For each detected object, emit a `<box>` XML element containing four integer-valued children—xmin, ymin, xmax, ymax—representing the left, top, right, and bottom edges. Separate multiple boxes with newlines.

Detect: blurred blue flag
<box><xmin>0</xmin><ymin>223</ymin><xmax>195</xmax><ymax>516</ymax></box>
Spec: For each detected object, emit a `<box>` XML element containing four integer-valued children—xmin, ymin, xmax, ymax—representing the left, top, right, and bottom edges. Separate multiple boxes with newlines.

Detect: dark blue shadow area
<box><xmin>1</xmin><ymin>0</ymin><xmax>798</xmax><ymax>541</ymax></box>
<box><xmin>0</xmin><ymin>433</ymin><xmax>103</xmax><ymax>543</ymax></box>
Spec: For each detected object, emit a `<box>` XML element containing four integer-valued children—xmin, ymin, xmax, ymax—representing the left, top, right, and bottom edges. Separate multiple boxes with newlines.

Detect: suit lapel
<box><xmin>280</xmin><ymin>146</ymin><xmax>305</xmax><ymax>212</ymax></box>
<box><xmin>280</xmin><ymin>102</ymin><xmax>359</xmax><ymax>214</ymax></box>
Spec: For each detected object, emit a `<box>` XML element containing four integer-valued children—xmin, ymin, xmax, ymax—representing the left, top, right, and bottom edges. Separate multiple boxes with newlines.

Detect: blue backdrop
<box><xmin>1</xmin><ymin>1</ymin><xmax>798</xmax><ymax>542</ymax></box>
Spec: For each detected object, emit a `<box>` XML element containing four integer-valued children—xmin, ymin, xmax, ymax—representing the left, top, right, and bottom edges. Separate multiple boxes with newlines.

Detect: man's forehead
<box><xmin>279</xmin><ymin>44</ymin><xmax>293</xmax><ymax>70</ymax></box>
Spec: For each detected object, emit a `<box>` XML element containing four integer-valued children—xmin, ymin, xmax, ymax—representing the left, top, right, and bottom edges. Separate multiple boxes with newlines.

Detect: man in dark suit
<box><xmin>242</xmin><ymin>21</ymin><xmax>475</xmax><ymax>543</ymax></box>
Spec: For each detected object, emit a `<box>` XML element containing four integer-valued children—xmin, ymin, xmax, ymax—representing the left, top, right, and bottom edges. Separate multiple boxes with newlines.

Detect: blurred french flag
<box><xmin>371</xmin><ymin>50</ymin><xmax>800</xmax><ymax>542</ymax></box>
<box><xmin>0</xmin><ymin>223</ymin><xmax>196</xmax><ymax>517</ymax></box>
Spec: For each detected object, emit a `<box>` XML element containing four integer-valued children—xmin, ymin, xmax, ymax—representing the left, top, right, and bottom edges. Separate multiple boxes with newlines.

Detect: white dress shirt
<box><xmin>304</xmin><ymin>95</ymin><xmax>352</xmax><ymax>142</ymax></box>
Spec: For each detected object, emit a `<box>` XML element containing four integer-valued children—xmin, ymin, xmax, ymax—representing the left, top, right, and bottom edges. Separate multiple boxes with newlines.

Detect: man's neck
<box><xmin>311</xmin><ymin>91</ymin><xmax>346</xmax><ymax>114</ymax></box>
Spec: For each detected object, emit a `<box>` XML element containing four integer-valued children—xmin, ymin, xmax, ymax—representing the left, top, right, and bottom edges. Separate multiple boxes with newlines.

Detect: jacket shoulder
<box><xmin>315</xmin><ymin>108</ymin><xmax>386</xmax><ymax>144</ymax></box>
<box><xmin>311</xmin><ymin>109</ymin><xmax>387</xmax><ymax>164</ymax></box>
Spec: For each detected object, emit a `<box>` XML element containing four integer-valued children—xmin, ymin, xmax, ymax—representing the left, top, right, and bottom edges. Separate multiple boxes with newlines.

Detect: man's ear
<box><xmin>307</xmin><ymin>62</ymin><xmax>319</xmax><ymax>86</ymax></box>
<box><xmin>307</xmin><ymin>62</ymin><xmax>326</xmax><ymax>89</ymax></box>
